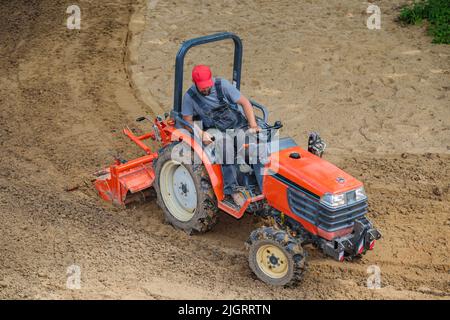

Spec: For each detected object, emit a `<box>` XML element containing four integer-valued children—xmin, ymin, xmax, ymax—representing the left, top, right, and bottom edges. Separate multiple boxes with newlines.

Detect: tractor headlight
<box><xmin>321</xmin><ymin>192</ymin><xmax>346</xmax><ymax>208</ymax></box>
<box><xmin>321</xmin><ymin>187</ymin><xmax>367</xmax><ymax>208</ymax></box>
<box><xmin>355</xmin><ymin>187</ymin><xmax>367</xmax><ymax>201</ymax></box>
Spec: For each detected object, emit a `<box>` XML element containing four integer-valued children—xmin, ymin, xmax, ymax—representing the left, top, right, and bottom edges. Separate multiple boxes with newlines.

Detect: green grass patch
<box><xmin>399</xmin><ymin>0</ymin><xmax>450</xmax><ymax>44</ymax></box>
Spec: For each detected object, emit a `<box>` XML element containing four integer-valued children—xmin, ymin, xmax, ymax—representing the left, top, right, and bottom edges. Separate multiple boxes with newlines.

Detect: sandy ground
<box><xmin>0</xmin><ymin>0</ymin><xmax>449</xmax><ymax>299</ymax></box>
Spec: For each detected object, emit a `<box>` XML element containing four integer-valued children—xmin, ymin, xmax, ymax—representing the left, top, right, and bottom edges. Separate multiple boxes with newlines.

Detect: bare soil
<box><xmin>0</xmin><ymin>0</ymin><xmax>449</xmax><ymax>299</ymax></box>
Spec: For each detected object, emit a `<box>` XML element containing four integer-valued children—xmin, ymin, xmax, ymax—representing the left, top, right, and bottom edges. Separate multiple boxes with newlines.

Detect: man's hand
<box><xmin>237</xmin><ymin>95</ymin><xmax>260</xmax><ymax>133</ymax></box>
<box><xmin>202</xmin><ymin>131</ymin><xmax>214</xmax><ymax>145</ymax></box>
<box><xmin>248</xmin><ymin>126</ymin><xmax>261</xmax><ymax>134</ymax></box>
<box><xmin>182</xmin><ymin>115</ymin><xmax>214</xmax><ymax>145</ymax></box>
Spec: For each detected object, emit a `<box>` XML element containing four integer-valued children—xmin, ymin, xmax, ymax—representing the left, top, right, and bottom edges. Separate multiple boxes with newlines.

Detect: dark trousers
<box><xmin>211</xmin><ymin>127</ymin><xmax>269</xmax><ymax>195</ymax></box>
<box><xmin>222</xmin><ymin>164</ymin><xmax>239</xmax><ymax>195</ymax></box>
<box><xmin>208</xmin><ymin>123</ymin><xmax>268</xmax><ymax>195</ymax></box>
<box><xmin>213</xmin><ymin>130</ymin><xmax>240</xmax><ymax>195</ymax></box>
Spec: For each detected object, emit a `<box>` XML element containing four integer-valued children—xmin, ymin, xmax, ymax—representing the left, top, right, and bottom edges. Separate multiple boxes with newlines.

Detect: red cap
<box><xmin>192</xmin><ymin>65</ymin><xmax>213</xmax><ymax>90</ymax></box>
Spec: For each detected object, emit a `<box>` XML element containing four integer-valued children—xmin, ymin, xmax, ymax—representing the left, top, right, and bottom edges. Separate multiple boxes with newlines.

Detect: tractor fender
<box><xmin>165</xmin><ymin>127</ymin><xmax>225</xmax><ymax>201</ymax></box>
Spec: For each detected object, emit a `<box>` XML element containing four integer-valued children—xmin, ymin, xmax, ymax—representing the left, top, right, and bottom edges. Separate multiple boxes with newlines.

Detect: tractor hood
<box><xmin>267</xmin><ymin>146</ymin><xmax>362</xmax><ymax>197</ymax></box>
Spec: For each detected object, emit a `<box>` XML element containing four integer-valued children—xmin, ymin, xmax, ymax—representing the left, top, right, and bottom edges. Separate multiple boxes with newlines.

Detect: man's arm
<box><xmin>182</xmin><ymin>92</ymin><xmax>214</xmax><ymax>144</ymax></box>
<box><xmin>222</xmin><ymin>79</ymin><xmax>259</xmax><ymax>132</ymax></box>
<box><xmin>236</xmin><ymin>95</ymin><xmax>259</xmax><ymax>131</ymax></box>
<box><xmin>182</xmin><ymin>115</ymin><xmax>214</xmax><ymax>144</ymax></box>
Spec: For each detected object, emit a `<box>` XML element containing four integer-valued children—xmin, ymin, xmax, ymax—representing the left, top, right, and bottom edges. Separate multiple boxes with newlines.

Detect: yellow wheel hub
<box><xmin>256</xmin><ymin>244</ymin><xmax>289</xmax><ymax>279</ymax></box>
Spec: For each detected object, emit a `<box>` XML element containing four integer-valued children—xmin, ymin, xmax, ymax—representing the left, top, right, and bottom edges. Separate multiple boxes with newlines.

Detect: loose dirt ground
<box><xmin>0</xmin><ymin>0</ymin><xmax>449</xmax><ymax>299</ymax></box>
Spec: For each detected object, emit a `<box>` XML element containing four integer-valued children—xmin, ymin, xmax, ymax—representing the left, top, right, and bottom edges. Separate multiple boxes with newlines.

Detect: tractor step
<box><xmin>218</xmin><ymin>194</ymin><xmax>265</xmax><ymax>219</ymax></box>
<box><xmin>221</xmin><ymin>199</ymin><xmax>240</xmax><ymax>210</ymax></box>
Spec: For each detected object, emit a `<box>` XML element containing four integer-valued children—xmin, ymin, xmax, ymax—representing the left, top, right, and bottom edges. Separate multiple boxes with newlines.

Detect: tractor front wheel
<box><xmin>247</xmin><ymin>226</ymin><xmax>306</xmax><ymax>286</ymax></box>
<box><xmin>154</xmin><ymin>143</ymin><xmax>218</xmax><ymax>234</ymax></box>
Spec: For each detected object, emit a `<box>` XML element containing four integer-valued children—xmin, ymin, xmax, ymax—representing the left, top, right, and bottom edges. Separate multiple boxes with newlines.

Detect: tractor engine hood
<box><xmin>266</xmin><ymin>146</ymin><xmax>363</xmax><ymax>197</ymax></box>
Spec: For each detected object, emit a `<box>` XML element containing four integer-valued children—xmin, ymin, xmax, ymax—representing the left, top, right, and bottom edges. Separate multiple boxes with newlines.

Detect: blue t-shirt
<box><xmin>181</xmin><ymin>78</ymin><xmax>241</xmax><ymax>117</ymax></box>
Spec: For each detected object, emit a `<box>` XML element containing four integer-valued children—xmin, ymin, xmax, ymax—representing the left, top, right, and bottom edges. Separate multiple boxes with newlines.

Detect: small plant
<box><xmin>399</xmin><ymin>0</ymin><xmax>450</xmax><ymax>44</ymax></box>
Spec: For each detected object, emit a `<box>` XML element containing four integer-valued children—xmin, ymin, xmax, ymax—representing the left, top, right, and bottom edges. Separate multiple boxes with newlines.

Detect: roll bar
<box><xmin>172</xmin><ymin>32</ymin><xmax>243</xmax><ymax>114</ymax></box>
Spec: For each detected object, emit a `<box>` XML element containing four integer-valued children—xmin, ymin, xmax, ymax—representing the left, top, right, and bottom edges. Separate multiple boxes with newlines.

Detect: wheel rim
<box><xmin>256</xmin><ymin>244</ymin><xmax>289</xmax><ymax>279</ymax></box>
<box><xmin>160</xmin><ymin>160</ymin><xmax>197</xmax><ymax>222</ymax></box>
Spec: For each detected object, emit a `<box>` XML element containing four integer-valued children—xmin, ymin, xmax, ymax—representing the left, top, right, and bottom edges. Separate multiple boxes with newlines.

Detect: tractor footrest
<box><xmin>218</xmin><ymin>194</ymin><xmax>265</xmax><ymax>219</ymax></box>
<box><xmin>221</xmin><ymin>199</ymin><xmax>240</xmax><ymax>211</ymax></box>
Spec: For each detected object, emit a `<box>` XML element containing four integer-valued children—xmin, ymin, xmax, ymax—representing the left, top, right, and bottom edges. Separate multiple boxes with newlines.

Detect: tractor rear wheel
<box><xmin>154</xmin><ymin>143</ymin><xmax>218</xmax><ymax>234</ymax></box>
<box><xmin>247</xmin><ymin>226</ymin><xmax>306</xmax><ymax>286</ymax></box>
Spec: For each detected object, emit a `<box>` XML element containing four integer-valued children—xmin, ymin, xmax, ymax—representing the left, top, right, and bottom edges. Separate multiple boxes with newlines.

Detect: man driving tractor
<box><xmin>95</xmin><ymin>33</ymin><xmax>381</xmax><ymax>286</ymax></box>
<box><xmin>181</xmin><ymin>65</ymin><xmax>260</xmax><ymax>208</ymax></box>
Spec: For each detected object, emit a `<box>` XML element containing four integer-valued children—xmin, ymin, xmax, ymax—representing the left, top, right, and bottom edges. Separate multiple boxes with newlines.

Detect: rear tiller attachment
<box><xmin>94</xmin><ymin>126</ymin><xmax>159</xmax><ymax>205</ymax></box>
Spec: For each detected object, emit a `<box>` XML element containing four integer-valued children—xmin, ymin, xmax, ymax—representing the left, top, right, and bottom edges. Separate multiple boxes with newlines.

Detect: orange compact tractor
<box><xmin>95</xmin><ymin>33</ymin><xmax>381</xmax><ymax>286</ymax></box>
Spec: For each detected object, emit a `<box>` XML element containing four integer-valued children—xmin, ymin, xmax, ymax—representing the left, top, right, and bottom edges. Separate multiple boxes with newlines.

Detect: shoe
<box><xmin>231</xmin><ymin>192</ymin><xmax>246</xmax><ymax>207</ymax></box>
<box><xmin>231</xmin><ymin>187</ymin><xmax>250</xmax><ymax>208</ymax></box>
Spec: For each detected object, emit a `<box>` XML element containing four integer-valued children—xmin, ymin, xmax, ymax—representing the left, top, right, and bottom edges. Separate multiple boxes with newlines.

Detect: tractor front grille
<box><xmin>287</xmin><ymin>188</ymin><xmax>368</xmax><ymax>232</ymax></box>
